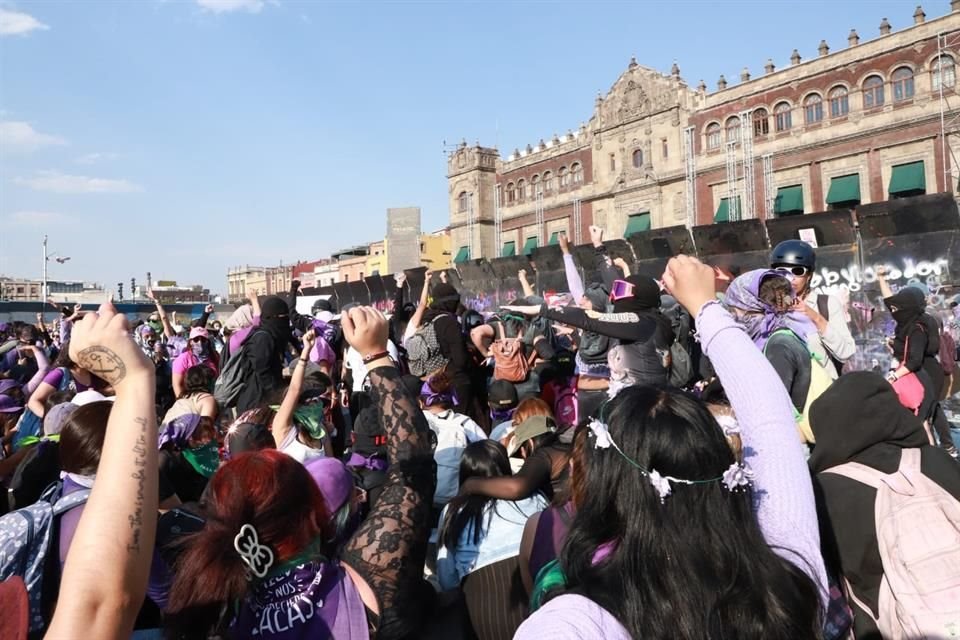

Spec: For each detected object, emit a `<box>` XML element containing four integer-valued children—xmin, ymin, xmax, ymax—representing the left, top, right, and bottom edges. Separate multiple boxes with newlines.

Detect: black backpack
<box><xmin>7</xmin><ymin>439</ymin><xmax>61</xmax><ymax>512</ymax></box>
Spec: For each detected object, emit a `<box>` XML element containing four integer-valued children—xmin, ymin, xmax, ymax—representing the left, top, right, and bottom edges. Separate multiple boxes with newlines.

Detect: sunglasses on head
<box><xmin>610</xmin><ymin>279</ymin><xmax>635</xmax><ymax>302</ymax></box>
<box><xmin>773</xmin><ymin>265</ymin><xmax>810</xmax><ymax>277</ymax></box>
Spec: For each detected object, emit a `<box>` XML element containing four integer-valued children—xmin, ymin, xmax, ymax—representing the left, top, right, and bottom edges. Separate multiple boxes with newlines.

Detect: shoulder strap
<box><xmin>821</xmin><ymin>461</ymin><xmax>886</xmax><ymax>489</ymax></box>
<box><xmin>816</xmin><ymin>294</ymin><xmax>829</xmax><ymax>321</ymax></box>
<box><xmin>52</xmin><ymin>489</ymin><xmax>90</xmax><ymax>516</ymax></box>
<box><xmin>496</xmin><ymin>322</ymin><xmax>506</xmax><ymax>342</ymax></box>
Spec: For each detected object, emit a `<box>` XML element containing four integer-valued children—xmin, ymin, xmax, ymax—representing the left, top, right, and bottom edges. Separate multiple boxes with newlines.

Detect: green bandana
<box><xmin>182</xmin><ymin>441</ymin><xmax>220</xmax><ymax>478</ymax></box>
<box><xmin>293</xmin><ymin>405</ymin><xmax>327</xmax><ymax>440</ymax></box>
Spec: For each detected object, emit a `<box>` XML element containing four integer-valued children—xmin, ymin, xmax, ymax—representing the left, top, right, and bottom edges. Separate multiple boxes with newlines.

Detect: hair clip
<box><xmin>647</xmin><ymin>469</ymin><xmax>672</xmax><ymax>503</ymax></box>
<box><xmin>714</xmin><ymin>414</ymin><xmax>740</xmax><ymax>436</ymax></box>
<box><xmin>234</xmin><ymin>523</ymin><xmax>274</xmax><ymax>579</ymax></box>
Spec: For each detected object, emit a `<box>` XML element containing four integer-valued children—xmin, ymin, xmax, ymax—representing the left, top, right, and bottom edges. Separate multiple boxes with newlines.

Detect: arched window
<box><xmin>531</xmin><ymin>174</ymin><xmax>540</xmax><ymax>197</ymax></box>
<box><xmin>632</xmin><ymin>149</ymin><xmax>643</xmax><ymax>168</ymax></box>
<box><xmin>706</xmin><ymin>123</ymin><xmax>722</xmax><ymax>149</ymax></box>
<box><xmin>829</xmin><ymin>86</ymin><xmax>849</xmax><ymax>117</ymax></box>
<box><xmin>774</xmin><ymin>102</ymin><xmax>792</xmax><ymax>132</ymax></box>
<box><xmin>863</xmin><ymin>75</ymin><xmax>885</xmax><ymax>108</ymax></box>
<box><xmin>726</xmin><ymin>116</ymin><xmax>741</xmax><ymax>142</ymax></box>
<box><xmin>516</xmin><ymin>178</ymin><xmax>526</xmax><ymax>202</ymax></box>
<box><xmin>892</xmin><ymin>67</ymin><xmax>914</xmax><ymax>102</ymax></box>
<box><xmin>753</xmin><ymin>108</ymin><xmax>769</xmax><ymax>137</ymax></box>
<box><xmin>542</xmin><ymin>171</ymin><xmax>553</xmax><ymax>194</ymax></box>
<box><xmin>506</xmin><ymin>182</ymin><xmax>516</xmax><ymax>204</ymax></box>
<box><xmin>572</xmin><ymin>162</ymin><xmax>583</xmax><ymax>185</ymax></box>
<box><xmin>559</xmin><ymin>166</ymin><xmax>569</xmax><ymax>188</ymax></box>
<box><xmin>932</xmin><ymin>55</ymin><xmax>956</xmax><ymax>91</ymax></box>
<box><xmin>804</xmin><ymin>93</ymin><xmax>823</xmax><ymax>124</ymax></box>
<box><xmin>457</xmin><ymin>191</ymin><xmax>469</xmax><ymax>213</ymax></box>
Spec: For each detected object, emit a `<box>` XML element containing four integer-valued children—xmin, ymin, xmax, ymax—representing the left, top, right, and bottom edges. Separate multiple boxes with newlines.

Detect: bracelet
<box><xmin>298</xmin><ymin>358</ymin><xmax>309</xmax><ymax>365</ymax></box>
<box><xmin>362</xmin><ymin>351</ymin><xmax>391</xmax><ymax>364</ymax></box>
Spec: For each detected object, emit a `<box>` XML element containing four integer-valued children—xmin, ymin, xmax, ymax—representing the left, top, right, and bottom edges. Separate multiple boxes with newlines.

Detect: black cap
<box><xmin>488</xmin><ymin>380</ymin><xmax>519</xmax><ymax>408</ymax></box>
<box><xmin>770</xmin><ymin>240</ymin><xmax>816</xmax><ymax>270</ymax></box>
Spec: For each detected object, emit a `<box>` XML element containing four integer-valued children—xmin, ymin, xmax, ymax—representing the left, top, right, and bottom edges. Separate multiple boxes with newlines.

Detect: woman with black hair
<box><xmin>437</xmin><ymin>440</ymin><xmax>547</xmax><ymax>640</ymax></box>
<box><xmin>460</xmin><ymin>415</ymin><xmax>570</xmax><ymax>504</ymax></box>
<box><xmin>162</xmin><ymin>364</ymin><xmax>217</xmax><ymax>424</ymax></box>
<box><xmin>515</xmin><ymin>255</ymin><xmax>827</xmax><ymax>640</ymax></box>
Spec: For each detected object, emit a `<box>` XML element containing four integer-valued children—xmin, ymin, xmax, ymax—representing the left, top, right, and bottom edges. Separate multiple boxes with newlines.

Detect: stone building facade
<box><xmin>448</xmin><ymin>3</ymin><xmax>960</xmax><ymax>257</ymax></box>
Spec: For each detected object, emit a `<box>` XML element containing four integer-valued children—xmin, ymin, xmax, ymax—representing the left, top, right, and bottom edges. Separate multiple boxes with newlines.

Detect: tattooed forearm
<box><xmin>127</xmin><ymin>416</ymin><xmax>149</xmax><ymax>554</ymax></box>
<box><xmin>76</xmin><ymin>346</ymin><xmax>127</xmax><ymax>385</ymax></box>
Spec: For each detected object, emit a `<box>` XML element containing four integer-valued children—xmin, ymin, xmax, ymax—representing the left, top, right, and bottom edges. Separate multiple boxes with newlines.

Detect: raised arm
<box><xmin>662</xmin><ymin>255</ymin><xmax>828</xmax><ymax>605</ymax></box>
<box><xmin>272</xmin><ymin>330</ymin><xmax>314</xmax><ymax>447</ymax></box>
<box><xmin>47</xmin><ymin>300</ymin><xmax>158</xmax><ymax>640</ymax></box>
<box><xmin>559</xmin><ymin>233</ymin><xmax>585</xmax><ymax>302</ymax></box>
<box><xmin>519</xmin><ymin>269</ymin><xmax>536</xmax><ymax>299</ymax></box>
<box><xmin>340</xmin><ymin>307</ymin><xmax>436</xmax><ymax>634</ymax></box>
<box><xmin>247</xmin><ymin>287</ymin><xmax>262</xmax><ymax>318</ymax></box>
<box><xmin>23</xmin><ymin>345</ymin><xmax>51</xmax><ymax>395</ymax></box>
<box><xmin>404</xmin><ymin>271</ymin><xmax>432</xmax><ymax>339</ymax></box>
<box><xmin>145</xmin><ymin>289</ymin><xmax>175</xmax><ymax>339</ymax></box>
<box><xmin>875</xmin><ymin>266</ymin><xmax>894</xmax><ymax>300</ymax></box>
<box><xmin>514</xmin><ymin>304</ymin><xmax>650</xmax><ymax>342</ymax></box>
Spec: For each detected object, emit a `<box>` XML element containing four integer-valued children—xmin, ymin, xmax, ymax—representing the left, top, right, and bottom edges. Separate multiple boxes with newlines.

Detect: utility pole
<box><xmin>42</xmin><ymin>235</ymin><xmax>48</xmax><ymax>301</ymax></box>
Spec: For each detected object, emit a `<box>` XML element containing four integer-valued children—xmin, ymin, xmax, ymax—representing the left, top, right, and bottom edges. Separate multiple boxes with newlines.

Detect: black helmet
<box><xmin>770</xmin><ymin>240</ymin><xmax>816</xmax><ymax>270</ymax></box>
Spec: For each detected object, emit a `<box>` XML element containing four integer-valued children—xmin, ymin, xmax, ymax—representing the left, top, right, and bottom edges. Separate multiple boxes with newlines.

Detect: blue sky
<box><xmin>0</xmin><ymin>0</ymin><xmax>922</xmax><ymax>294</ymax></box>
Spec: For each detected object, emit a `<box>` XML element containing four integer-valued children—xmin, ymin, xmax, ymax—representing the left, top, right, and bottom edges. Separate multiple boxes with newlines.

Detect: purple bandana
<box><xmin>420</xmin><ymin>381</ymin><xmax>458</xmax><ymax>408</ymax></box>
<box><xmin>723</xmin><ymin>269</ymin><xmax>816</xmax><ymax>350</ymax></box>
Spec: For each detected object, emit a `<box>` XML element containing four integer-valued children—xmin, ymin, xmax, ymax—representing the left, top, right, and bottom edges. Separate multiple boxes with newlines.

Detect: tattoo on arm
<box><xmin>127</xmin><ymin>416</ymin><xmax>149</xmax><ymax>554</ymax></box>
<box><xmin>76</xmin><ymin>346</ymin><xmax>126</xmax><ymax>385</ymax></box>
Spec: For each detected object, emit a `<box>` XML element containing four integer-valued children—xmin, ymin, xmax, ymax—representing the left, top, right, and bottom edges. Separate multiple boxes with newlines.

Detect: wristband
<box><xmin>362</xmin><ymin>351</ymin><xmax>391</xmax><ymax>364</ymax></box>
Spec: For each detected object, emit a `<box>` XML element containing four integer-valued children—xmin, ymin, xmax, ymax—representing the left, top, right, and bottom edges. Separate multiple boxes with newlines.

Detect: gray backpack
<box><xmin>214</xmin><ymin>329</ymin><xmax>263</xmax><ymax>408</ymax></box>
<box><xmin>407</xmin><ymin>316</ymin><xmax>449</xmax><ymax>378</ymax></box>
<box><xmin>0</xmin><ymin>483</ymin><xmax>90</xmax><ymax>632</ymax></box>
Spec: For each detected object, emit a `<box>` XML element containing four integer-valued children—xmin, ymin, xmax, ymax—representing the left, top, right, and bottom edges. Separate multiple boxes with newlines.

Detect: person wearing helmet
<box><xmin>770</xmin><ymin>240</ymin><xmax>855</xmax><ymax>376</ymax></box>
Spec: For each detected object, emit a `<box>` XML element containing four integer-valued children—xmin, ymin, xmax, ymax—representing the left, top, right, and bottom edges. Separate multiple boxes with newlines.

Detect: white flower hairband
<box><xmin>587</xmin><ymin>418</ymin><xmax>753</xmax><ymax>503</ymax></box>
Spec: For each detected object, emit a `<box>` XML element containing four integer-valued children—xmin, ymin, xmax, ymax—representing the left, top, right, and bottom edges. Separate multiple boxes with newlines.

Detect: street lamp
<box><xmin>42</xmin><ymin>235</ymin><xmax>71</xmax><ymax>301</ymax></box>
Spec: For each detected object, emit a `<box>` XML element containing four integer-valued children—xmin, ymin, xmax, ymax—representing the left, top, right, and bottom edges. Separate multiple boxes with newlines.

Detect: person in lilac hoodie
<box><xmin>516</xmin><ymin>255</ymin><xmax>828</xmax><ymax>640</ymax></box>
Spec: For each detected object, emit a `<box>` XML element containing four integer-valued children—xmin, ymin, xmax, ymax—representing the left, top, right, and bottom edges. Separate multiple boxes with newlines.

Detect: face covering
<box><xmin>293</xmin><ymin>404</ymin><xmax>328</xmax><ymax>440</ymax></box>
<box><xmin>191</xmin><ymin>341</ymin><xmax>209</xmax><ymax>361</ymax></box>
<box><xmin>182</xmin><ymin>440</ymin><xmax>220</xmax><ymax>478</ymax></box>
<box><xmin>491</xmin><ymin>407</ymin><xmax>516</xmax><ymax>424</ymax></box>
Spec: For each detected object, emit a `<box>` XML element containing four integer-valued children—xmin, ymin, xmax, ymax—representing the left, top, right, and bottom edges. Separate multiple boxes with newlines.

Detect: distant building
<box><xmin>227</xmin><ymin>265</ymin><xmax>266</xmax><ymax>304</ymax></box>
<box><xmin>334</xmin><ymin>246</ymin><xmax>370</xmax><ymax>282</ymax></box>
<box><xmin>447</xmin><ymin>4</ymin><xmax>960</xmax><ymax>257</ymax></box>
<box><xmin>365</xmin><ymin>230</ymin><xmax>451</xmax><ymax>277</ymax></box>
<box><xmin>145</xmin><ymin>283</ymin><xmax>211</xmax><ymax>305</ymax></box>
<box><xmin>0</xmin><ymin>276</ymin><xmax>106</xmax><ymax>303</ymax></box>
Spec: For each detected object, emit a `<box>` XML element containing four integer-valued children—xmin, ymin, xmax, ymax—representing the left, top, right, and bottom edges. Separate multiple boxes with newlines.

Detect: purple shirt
<box><xmin>43</xmin><ymin>367</ymin><xmax>92</xmax><ymax>392</ymax></box>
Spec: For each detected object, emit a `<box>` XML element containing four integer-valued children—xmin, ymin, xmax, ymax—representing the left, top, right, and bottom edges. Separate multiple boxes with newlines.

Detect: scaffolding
<box><xmin>494</xmin><ymin>185</ymin><xmax>502</xmax><ymax>258</ymax></box>
<box><xmin>572</xmin><ymin>197</ymin><xmax>583</xmax><ymax>244</ymax></box>
<box><xmin>762</xmin><ymin>153</ymin><xmax>775</xmax><ymax>219</ymax></box>
<box><xmin>535</xmin><ymin>191</ymin><xmax>545</xmax><ymax>246</ymax></box>
<box><xmin>684</xmin><ymin>126</ymin><xmax>697</xmax><ymax>228</ymax></box>
<box><xmin>467</xmin><ymin>194</ymin><xmax>476</xmax><ymax>260</ymax></box>
<box><xmin>739</xmin><ymin>110</ymin><xmax>756</xmax><ymax>220</ymax></box>
<box><xmin>725</xmin><ymin>141</ymin><xmax>740</xmax><ymax>221</ymax></box>
<box><xmin>937</xmin><ymin>30</ymin><xmax>960</xmax><ymax>197</ymax></box>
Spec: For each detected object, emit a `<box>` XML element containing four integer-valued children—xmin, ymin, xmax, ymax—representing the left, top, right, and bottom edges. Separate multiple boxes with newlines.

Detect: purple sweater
<box><xmin>516</xmin><ymin>301</ymin><xmax>828</xmax><ymax>638</ymax></box>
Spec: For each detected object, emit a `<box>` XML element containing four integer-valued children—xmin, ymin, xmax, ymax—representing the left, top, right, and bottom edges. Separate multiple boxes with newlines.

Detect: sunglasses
<box><xmin>610</xmin><ymin>279</ymin><xmax>635</xmax><ymax>302</ymax></box>
<box><xmin>773</xmin><ymin>266</ymin><xmax>810</xmax><ymax>277</ymax></box>
<box><xmin>190</xmin><ymin>337</ymin><xmax>206</xmax><ymax>343</ymax></box>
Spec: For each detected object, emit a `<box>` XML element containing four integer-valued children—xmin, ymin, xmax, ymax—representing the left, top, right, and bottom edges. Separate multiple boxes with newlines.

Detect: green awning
<box><xmin>548</xmin><ymin>232</ymin><xmax>560</xmax><ymax>245</ymax></box>
<box><xmin>774</xmin><ymin>185</ymin><xmax>804</xmax><ymax>216</ymax></box>
<box><xmin>624</xmin><ymin>212</ymin><xmax>651</xmax><ymax>237</ymax></box>
<box><xmin>453</xmin><ymin>246</ymin><xmax>470</xmax><ymax>264</ymax></box>
<box><xmin>714</xmin><ymin>196</ymin><xmax>740</xmax><ymax>223</ymax></box>
<box><xmin>888</xmin><ymin>161</ymin><xmax>926</xmax><ymax>196</ymax></box>
<box><xmin>825</xmin><ymin>174</ymin><xmax>860</xmax><ymax>205</ymax></box>
<box><xmin>522</xmin><ymin>236</ymin><xmax>538</xmax><ymax>255</ymax></box>
<box><xmin>501</xmin><ymin>241</ymin><xmax>516</xmax><ymax>257</ymax></box>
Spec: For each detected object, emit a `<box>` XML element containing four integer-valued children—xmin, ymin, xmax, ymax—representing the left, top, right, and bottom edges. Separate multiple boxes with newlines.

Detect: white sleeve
<box><xmin>461</xmin><ymin>417</ymin><xmax>487</xmax><ymax>443</ymax></box>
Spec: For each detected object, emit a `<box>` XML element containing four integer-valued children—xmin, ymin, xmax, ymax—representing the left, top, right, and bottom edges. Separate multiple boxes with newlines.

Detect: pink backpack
<box><xmin>824</xmin><ymin>448</ymin><xmax>960</xmax><ymax>639</ymax></box>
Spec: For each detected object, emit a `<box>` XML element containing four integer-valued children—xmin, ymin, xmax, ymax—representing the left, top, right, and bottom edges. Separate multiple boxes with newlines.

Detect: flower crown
<box><xmin>587</xmin><ymin>418</ymin><xmax>753</xmax><ymax>503</ymax></box>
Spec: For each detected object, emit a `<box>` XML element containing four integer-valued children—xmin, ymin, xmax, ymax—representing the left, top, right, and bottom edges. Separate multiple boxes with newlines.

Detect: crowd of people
<box><xmin>0</xmin><ymin>224</ymin><xmax>959</xmax><ymax>640</ymax></box>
